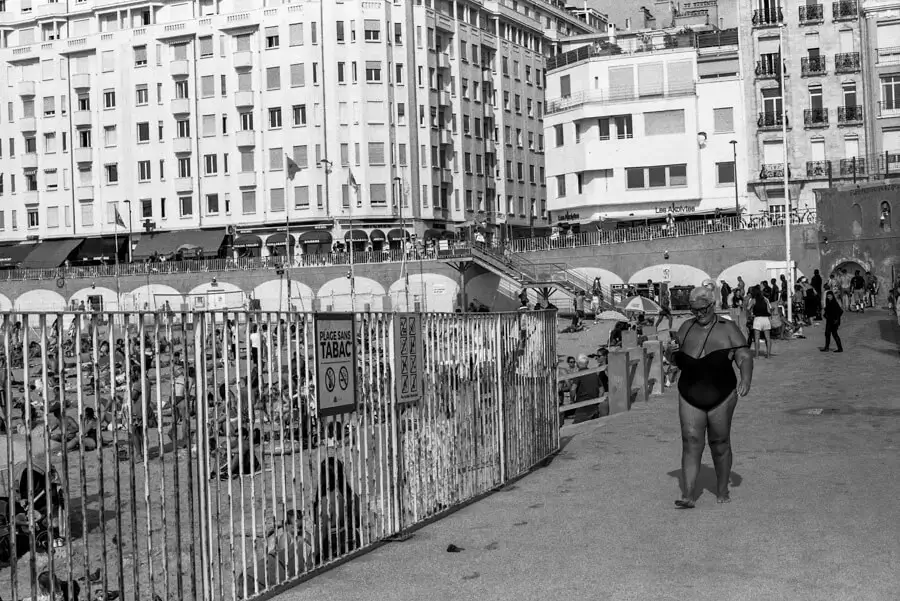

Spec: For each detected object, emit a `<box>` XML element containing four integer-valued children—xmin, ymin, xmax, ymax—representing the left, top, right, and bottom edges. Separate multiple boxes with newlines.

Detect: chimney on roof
<box><xmin>607</xmin><ymin>22</ymin><xmax>616</xmax><ymax>45</ymax></box>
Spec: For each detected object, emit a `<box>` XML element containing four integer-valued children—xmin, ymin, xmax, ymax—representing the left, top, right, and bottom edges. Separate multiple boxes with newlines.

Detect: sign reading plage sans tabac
<box><xmin>394</xmin><ymin>313</ymin><xmax>424</xmax><ymax>404</ymax></box>
<box><xmin>314</xmin><ymin>313</ymin><xmax>358</xmax><ymax>416</ymax></box>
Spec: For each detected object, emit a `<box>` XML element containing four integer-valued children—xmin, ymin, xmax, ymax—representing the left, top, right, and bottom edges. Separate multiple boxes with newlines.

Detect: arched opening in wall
<box><xmin>834</xmin><ymin>260</ymin><xmax>866</xmax><ymax>279</ymax></box>
<box><xmin>851</xmin><ymin>202</ymin><xmax>863</xmax><ymax>234</ymax></box>
<box><xmin>881</xmin><ymin>201</ymin><xmax>892</xmax><ymax>232</ymax></box>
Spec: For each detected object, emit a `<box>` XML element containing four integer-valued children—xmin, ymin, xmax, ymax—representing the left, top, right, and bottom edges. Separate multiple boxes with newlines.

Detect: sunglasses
<box><xmin>690</xmin><ymin>304</ymin><xmax>712</xmax><ymax>315</ymax></box>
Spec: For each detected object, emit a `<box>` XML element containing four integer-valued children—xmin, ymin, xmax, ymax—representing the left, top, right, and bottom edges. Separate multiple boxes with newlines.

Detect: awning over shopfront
<box><xmin>0</xmin><ymin>243</ymin><xmax>38</xmax><ymax>267</ymax></box>
<box><xmin>20</xmin><ymin>238</ymin><xmax>85</xmax><ymax>269</ymax></box>
<box><xmin>423</xmin><ymin>229</ymin><xmax>442</xmax><ymax>241</ymax></box>
<box><xmin>265</xmin><ymin>232</ymin><xmax>296</xmax><ymax>248</ymax></box>
<box><xmin>232</xmin><ymin>234</ymin><xmax>262</xmax><ymax>250</ymax></box>
<box><xmin>132</xmin><ymin>228</ymin><xmax>226</xmax><ymax>260</ymax></box>
<box><xmin>344</xmin><ymin>229</ymin><xmax>369</xmax><ymax>243</ymax></box>
<box><xmin>386</xmin><ymin>228</ymin><xmax>409</xmax><ymax>242</ymax></box>
<box><xmin>298</xmin><ymin>230</ymin><xmax>333</xmax><ymax>245</ymax></box>
<box><xmin>73</xmin><ymin>236</ymin><xmax>126</xmax><ymax>262</ymax></box>
<box><xmin>369</xmin><ymin>229</ymin><xmax>386</xmax><ymax>243</ymax></box>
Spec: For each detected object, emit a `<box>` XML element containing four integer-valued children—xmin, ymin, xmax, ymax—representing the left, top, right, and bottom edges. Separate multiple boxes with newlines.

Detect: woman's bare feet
<box><xmin>716</xmin><ymin>492</ymin><xmax>731</xmax><ymax>504</ymax></box>
<box><xmin>674</xmin><ymin>498</ymin><xmax>696</xmax><ymax>509</ymax></box>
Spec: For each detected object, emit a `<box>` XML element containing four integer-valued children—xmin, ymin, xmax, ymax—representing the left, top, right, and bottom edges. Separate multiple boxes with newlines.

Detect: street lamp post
<box><xmin>123</xmin><ymin>199</ymin><xmax>134</xmax><ymax>263</ymax></box>
<box><xmin>729</xmin><ymin>140</ymin><xmax>739</xmax><ymax>221</ymax></box>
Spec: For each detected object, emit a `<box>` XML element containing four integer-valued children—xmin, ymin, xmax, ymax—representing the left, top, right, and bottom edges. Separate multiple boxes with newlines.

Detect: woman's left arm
<box><xmin>725</xmin><ymin>320</ymin><xmax>753</xmax><ymax>396</ymax></box>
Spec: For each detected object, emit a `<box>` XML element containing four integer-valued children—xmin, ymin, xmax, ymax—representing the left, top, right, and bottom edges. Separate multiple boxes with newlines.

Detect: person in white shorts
<box><xmin>747</xmin><ymin>285</ymin><xmax>773</xmax><ymax>359</ymax></box>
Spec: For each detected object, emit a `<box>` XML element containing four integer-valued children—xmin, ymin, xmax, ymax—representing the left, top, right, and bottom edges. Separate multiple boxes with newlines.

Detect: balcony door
<box><xmin>809</xmin><ymin>84</ymin><xmax>823</xmax><ymax>110</ymax></box>
<box><xmin>844</xmin><ymin>137</ymin><xmax>860</xmax><ymax>161</ymax></box>
<box><xmin>763</xmin><ymin>140</ymin><xmax>784</xmax><ymax>165</ymax></box>
<box><xmin>762</xmin><ymin>88</ymin><xmax>783</xmax><ymax>117</ymax></box>
<box><xmin>811</xmin><ymin>139</ymin><xmax>826</xmax><ymax>162</ymax></box>
<box><xmin>839</xmin><ymin>29</ymin><xmax>854</xmax><ymax>53</ymax></box>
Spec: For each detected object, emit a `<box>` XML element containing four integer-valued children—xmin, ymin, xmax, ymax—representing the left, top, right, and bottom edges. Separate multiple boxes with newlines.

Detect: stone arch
<box><xmin>14</xmin><ymin>289</ymin><xmax>67</xmax><ymax>326</ymax></box>
<box><xmin>567</xmin><ymin>267</ymin><xmax>625</xmax><ymax>289</ymax></box>
<box><xmin>851</xmin><ymin>203</ymin><xmax>863</xmax><ymax>237</ymax></box>
<box><xmin>834</xmin><ymin>259</ymin><xmax>868</xmax><ymax>278</ymax></box>
<box><xmin>68</xmin><ymin>286</ymin><xmax>121</xmax><ymax>312</ymax></box>
<box><xmin>629</xmin><ymin>264</ymin><xmax>711</xmax><ymax>287</ymax></box>
<box><xmin>123</xmin><ymin>284</ymin><xmax>184</xmax><ymax>312</ymax></box>
<box><xmin>717</xmin><ymin>260</ymin><xmax>777</xmax><ymax>289</ymax></box>
<box><xmin>389</xmin><ymin>273</ymin><xmax>459</xmax><ymax>313</ymax></box>
<box><xmin>187</xmin><ymin>281</ymin><xmax>246</xmax><ymax>311</ymax></box>
<box><xmin>0</xmin><ymin>293</ymin><xmax>12</xmax><ymax>313</ymax></box>
<box><xmin>318</xmin><ymin>277</ymin><xmax>385</xmax><ymax>312</ymax></box>
<box><xmin>251</xmin><ymin>279</ymin><xmax>315</xmax><ymax>312</ymax></box>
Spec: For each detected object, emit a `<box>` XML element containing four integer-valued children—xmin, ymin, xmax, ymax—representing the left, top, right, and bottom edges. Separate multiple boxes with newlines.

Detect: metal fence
<box><xmin>0</xmin><ymin>309</ymin><xmax>558</xmax><ymax>601</ymax></box>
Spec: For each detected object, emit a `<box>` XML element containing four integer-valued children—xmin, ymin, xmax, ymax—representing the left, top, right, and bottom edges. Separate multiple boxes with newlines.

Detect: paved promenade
<box><xmin>278</xmin><ymin>310</ymin><xmax>900</xmax><ymax>601</ymax></box>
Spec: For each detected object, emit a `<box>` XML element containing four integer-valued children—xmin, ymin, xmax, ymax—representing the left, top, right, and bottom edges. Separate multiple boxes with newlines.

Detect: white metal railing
<box><xmin>0</xmin><ymin>309</ymin><xmax>558</xmax><ymax>600</ymax></box>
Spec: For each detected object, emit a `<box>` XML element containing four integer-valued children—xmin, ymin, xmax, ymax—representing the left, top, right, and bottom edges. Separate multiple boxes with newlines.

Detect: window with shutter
<box><xmin>290</xmin><ymin>64</ymin><xmax>305</xmax><ymax>87</ymax></box>
<box><xmin>608</xmin><ymin>66</ymin><xmax>634</xmax><ymax>100</ymax></box>
<box><xmin>294</xmin><ymin>186</ymin><xmax>310</xmax><ymax>208</ymax></box>
<box><xmin>269</xmin><ymin>148</ymin><xmax>283</xmax><ymax>170</ymax></box>
<box><xmin>643</xmin><ymin>109</ymin><xmax>685</xmax><ymax>135</ymax></box>
<box><xmin>201</xmin><ymin>75</ymin><xmax>214</xmax><ymax>97</ymax></box>
<box><xmin>368</xmin><ymin>142</ymin><xmax>385</xmax><ymax>165</ymax></box>
<box><xmin>199</xmin><ymin>36</ymin><xmax>213</xmax><ymax>57</ymax></box>
<box><xmin>102</xmin><ymin>51</ymin><xmax>115</xmax><ymax>72</ymax></box>
<box><xmin>341</xmin><ymin>143</ymin><xmax>349</xmax><ymax>166</ymax></box>
<box><xmin>289</xmin><ymin>23</ymin><xmax>303</xmax><ymax>46</ymax></box>
<box><xmin>238</xmin><ymin>72</ymin><xmax>252</xmax><ymax>91</ymax></box>
<box><xmin>236</xmin><ymin>35</ymin><xmax>251</xmax><ymax>52</ymax></box>
<box><xmin>637</xmin><ymin>63</ymin><xmax>664</xmax><ymax>97</ymax></box>
<box><xmin>370</xmin><ymin>184</ymin><xmax>387</xmax><ymax>206</ymax></box>
<box><xmin>173</xmin><ymin>44</ymin><xmax>188</xmax><ymax>61</ymax></box>
<box><xmin>202</xmin><ymin>114</ymin><xmax>216</xmax><ymax>137</ymax></box>
<box><xmin>242</xmin><ymin>190</ymin><xmax>256</xmax><ymax>214</ymax></box>
<box><xmin>270</xmin><ymin>188</ymin><xmax>285</xmax><ymax>212</ymax></box>
<box><xmin>560</xmin><ymin>75</ymin><xmax>571</xmax><ymax>98</ymax></box>
<box><xmin>666</xmin><ymin>60</ymin><xmax>693</xmax><ymax>92</ymax></box>
<box><xmin>713</xmin><ymin>107</ymin><xmax>734</xmax><ymax>133</ymax></box>
<box><xmin>364</xmin><ymin>19</ymin><xmax>380</xmax><ymax>41</ymax></box>
<box><xmin>240</xmin><ymin>150</ymin><xmax>254</xmax><ymax>172</ymax></box>
<box><xmin>266</xmin><ymin>66</ymin><xmax>281</xmax><ymax>90</ymax></box>
<box><xmin>292</xmin><ymin>145</ymin><xmax>308</xmax><ymax>168</ymax></box>
<box><xmin>877</xmin><ymin>22</ymin><xmax>900</xmax><ymax>53</ymax></box>
<box><xmin>43</xmin><ymin>96</ymin><xmax>55</xmax><ymax>115</ymax></box>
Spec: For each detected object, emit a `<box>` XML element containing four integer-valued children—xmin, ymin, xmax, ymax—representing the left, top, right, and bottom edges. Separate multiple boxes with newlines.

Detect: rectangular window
<box><xmin>206</xmin><ymin>193</ymin><xmax>219</xmax><ymax>214</ymax></box>
<box><xmin>716</xmin><ymin>161</ymin><xmax>736</xmax><ymax>184</ymax></box>
<box><xmin>134</xmin><ymin>45</ymin><xmax>147</xmax><ymax>66</ymax></box>
<box><xmin>292</xmin><ymin>145</ymin><xmax>308</xmax><ymax>168</ymax></box>
<box><xmin>554</xmin><ymin>124</ymin><xmax>564</xmax><ymax>146</ymax></box>
<box><xmin>370</xmin><ymin>183</ymin><xmax>387</xmax><ymax>206</ymax></box>
<box><xmin>270</xmin><ymin>187</ymin><xmax>285</xmax><ymax>212</ymax></box>
<box><xmin>643</xmin><ymin>109</ymin><xmax>685</xmax><ymax>135</ymax></box>
<box><xmin>199</xmin><ymin>36</ymin><xmax>213</xmax><ymax>57</ymax></box>
<box><xmin>201</xmin><ymin>75</ymin><xmax>214</xmax><ymax>97</ymax></box>
<box><xmin>269</xmin><ymin>107</ymin><xmax>282</xmax><ymax>128</ymax></box>
<box><xmin>202</xmin><ymin>114</ymin><xmax>216</xmax><ymax>137</ymax></box>
<box><xmin>269</xmin><ymin>147</ymin><xmax>283</xmax><ymax>171</ymax></box>
<box><xmin>292</xmin><ymin>104</ymin><xmax>307</xmax><ymax>126</ymax></box>
<box><xmin>136</xmin><ymin>122</ymin><xmax>150</xmax><ymax>142</ymax></box>
<box><xmin>266</xmin><ymin>66</ymin><xmax>281</xmax><ymax>90</ymax></box>
<box><xmin>179</xmin><ymin>196</ymin><xmax>193</xmax><ymax>217</ymax></box>
<box><xmin>265</xmin><ymin>26</ymin><xmax>280</xmax><ymax>49</ymax></box>
<box><xmin>242</xmin><ymin>190</ymin><xmax>256</xmax><ymax>214</ymax></box>
<box><xmin>204</xmin><ymin>154</ymin><xmax>217</xmax><ymax>175</ymax></box>
<box><xmin>178</xmin><ymin>157</ymin><xmax>191</xmax><ymax>178</ymax></box>
<box><xmin>364</xmin><ymin>19</ymin><xmax>380</xmax><ymax>42</ymax></box>
<box><xmin>136</xmin><ymin>85</ymin><xmax>148</xmax><ymax>105</ymax></box>
<box><xmin>556</xmin><ymin>175</ymin><xmax>566</xmax><ymax>197</ymax></box>
<box><xmin>713</xmin><ymin>107</ymin><xmax>734</xmax><ymax>133</ymax></box>
<box><xmin>105</xmin><ymin>163</ymin><xmax>118</xmax><ymax>184</ymax></box>
<box><xmin>138</xmin><ymin>160</ymin><xmax>151</xmax><ymax>181</ymax></box>
<box><xmin>626</xmin><ymin>167</ymin><xmax>645</xmax><ymax>189</ymax></box>
<box><xmin>336</xmin><ymin>21</ymin><xmax>345</xmax><ymax>42</ymax></box>
<box><xmin>289</xmin><ymin>23</ymin><xmax>303</xmax><ymax>46</ymax></box>
<box><xmin>290</xmin><ymin>63</ymin><xmax>305</xmax><ymax>87</ymax></box>
<box><xmin>294</xmin><ymin>185</ymin><xmax>310</xmax><ymax>208</ymax></box>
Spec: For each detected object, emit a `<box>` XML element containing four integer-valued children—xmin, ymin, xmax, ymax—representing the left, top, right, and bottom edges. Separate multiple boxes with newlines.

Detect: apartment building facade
<box><xmin>861</xmin><ymin>0</ymin><xmax>900</xmax><ymax>165</ymax></box>
<box><xmin>740</xmin><ymin>0</ymin><xmax>865</xmax><ymax>216</ymax></box>
<box><xmin>543</xmin><ymin>27</ymin><xmax>750</xmax><ymax>227</ymax></box>
<box><xmin>0</xmin><ymin>0</ymin><xmax>595</xmax><ymax>263</ymax></box>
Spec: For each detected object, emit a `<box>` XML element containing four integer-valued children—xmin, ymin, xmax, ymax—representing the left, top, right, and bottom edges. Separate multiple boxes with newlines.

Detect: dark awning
<box><xmin>441</xmin><ymin>230</ymin><xmax>457</xmax><ymax>240</ymax></box>
<box><xmin>0</xmin><ymin>243</ymin><xmax>38</xmax><ymax>267</ymax></box>
<box><xmin>132</xmin><ymin>228</ymin><xmax>226</xmax><ymax>260</ymax></box>
<box><xmin>232</xmin><ymin>234</ymin><xmax>262</xmax><ymax>250</ymax></box>
<box><xmin>298</xmin><ymin>230</ymin><xmax>333</xmax><ymax>244</ymax></box>
<box><xmin>386</xmin><ymin>228</ymin><xmax>410</xmax><ymax>242</ymax></box>
<box><xmin>20</xmin><ymin>238</ymin><xmax>85</xmax><ymax>269</ymax></box>
<box><xmin>266</xmin><ymin>232</ymin><xmax>296</xmax><ymax>248</ymax></box>
<box><xmin>344</xmin><ymin>229</ymin><xmax>369</xmax><ymax>243</ymax></box>
<box><xmin>73</xmin><ymin>236</ymin><xmax>126</xmax><ymax>262</ymax></box>
<box><xmin>369</xmin><ymin>229</ymin><xmax>386</xmax><ymax>243</ymax></box>
<box><xmin>423</xmin><ymin>229</ymin><xmax>442</xmax><ymax>241</ymax></box>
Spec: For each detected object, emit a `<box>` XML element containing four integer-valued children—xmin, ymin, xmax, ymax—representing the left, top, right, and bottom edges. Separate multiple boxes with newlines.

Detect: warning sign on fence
<box><xmin>394</xmin><ymin>313</ymin><xmax>423</xmax><ymax>405</ymax></box>
<box><xmin>315</xmin><ymin>313</ymin><xmax>358</xmax><ymax>416</ymax></box>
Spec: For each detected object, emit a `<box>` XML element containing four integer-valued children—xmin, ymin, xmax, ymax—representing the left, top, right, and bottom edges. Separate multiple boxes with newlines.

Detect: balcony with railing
<box><xmin>832</xmin><ymin>0</ymin><xmax>857</xmax><ymax>20</ymax></box>
<box><xmin>755</xmin><ymin>54</ymin><xmax>783</xmax><ymax>79</ymax></box>
<box><xmin>545</xmin><ymin>82</ymin><xmax>696</xmax><ymax>115</ymax></box>
<box><xmin>804</xmin><ymin>107</ymin><xmax>829</xmax><ymax>128</ymax></box>
<box><xmin>806</xmin><ymin>160</ymin><xmax>830</xmax><ymax>179</ymax></box>
<box><xmin>801</xmin><ymin>55</ymin><xmax>827</xmax><ymax>76</ymax></box>
<box><xmin>878</xmin><ymin>100</ymin><xmax>900</xmax><ymax>117</ymax></box>
<box><xmin>757</xmin><ymin>111</ymin><xmax>787</xmax><ymax>130</ymax></box>
<box><xmin>799</xmin><ymin>4</ymin><xmax>824</xmax><ymax>23</ymax></box>
<box><xmin>877</xmin><ymin>46</ymin><xmax>900</xmax><ymax>65</ymax></box>
<box><xmin>752</xmin><ymin>7</ymin><xmax>783</xmax><ymax>26</ymax></box>
<box><xmin>759</xmin><ymin>163</ymin><xmax>789</xmax><ymax>179</ymax></box>
<box><xmin>838</xmin><ymin>105</ymin><xmax>863</xmax><ymax>124</ymax></box>
<box><xmin>834</xmin><ymin>52</ymin><xmax>860</xmax><ymax>72</ymax></box>
<box><xmin>839</xmin><ymin>157</ymin><xmax>866</xmax><ymax>176</ymax></box>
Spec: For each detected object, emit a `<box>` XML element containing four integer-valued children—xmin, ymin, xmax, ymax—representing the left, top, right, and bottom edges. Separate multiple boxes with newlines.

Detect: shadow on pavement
<box><xmin>666</xmin><ymin>465</ymin><xmax>744</xmax><ymax>500</ymax></box>
<box><xmin>877</xmin><ymin>319</ymin><xmax>900</xmax><ymax>349</ymax></box>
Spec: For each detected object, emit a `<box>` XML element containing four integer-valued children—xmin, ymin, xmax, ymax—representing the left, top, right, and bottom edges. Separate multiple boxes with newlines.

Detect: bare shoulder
<box><xmin>675</xmin><ymin>318</ymin><xmax>693</xmax><ymax>344</ymax></box>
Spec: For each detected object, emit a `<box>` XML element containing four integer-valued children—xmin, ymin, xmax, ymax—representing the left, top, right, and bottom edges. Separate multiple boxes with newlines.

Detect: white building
<box><xmin>543</xmin><ymin>27</ymin><xmax>756</xmax><ymax>229</ymax></box>
<box><xmin>0</xmin><ymin>0</ymin><xmax>596</xmax><ymax>265</ymax></box>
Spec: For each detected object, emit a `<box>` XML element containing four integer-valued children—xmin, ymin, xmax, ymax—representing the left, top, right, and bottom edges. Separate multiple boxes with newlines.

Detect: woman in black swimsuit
<box><xmin>673</xmin><ymin>282</ymin><xmax>754</xmax><ymax>508</ymax></box>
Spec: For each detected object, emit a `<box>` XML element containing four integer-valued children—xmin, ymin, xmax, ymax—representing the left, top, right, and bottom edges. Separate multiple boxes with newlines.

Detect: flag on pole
<box><xmin>286</xmin><ymin>154</ymin><xmax>302</xmax><ymax>181</ymax></box>
<box><xmin>114</xmin><ymin>207</ymin><xmax>125</xmax><ymax>228</ymax></box>
<box><xmin>348</xmin><ymin>169</ymin><xmax>359</xmax><ymax>190</ymax></box>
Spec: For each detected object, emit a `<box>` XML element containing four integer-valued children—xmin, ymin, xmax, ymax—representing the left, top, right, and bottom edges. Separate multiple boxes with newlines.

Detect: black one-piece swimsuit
<box><xmin>674</xmin><ymin>318</ymin><xmax>744</xmax><ymax>411</ymax></box>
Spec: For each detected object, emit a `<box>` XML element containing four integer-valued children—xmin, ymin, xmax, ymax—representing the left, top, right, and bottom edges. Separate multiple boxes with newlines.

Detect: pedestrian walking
<box><xmin>851</xmin><ymin>270</ymin><xmax>866</xmax><ymax>312</ymax></box>
<box><xmin>672</xmin><ymin>282</ymin><xmax>753</xmax><ymax>508</ymax></box>
<box><xmin>747</xmin><ymin>286</ymin><xmax>773</xmax><ymax>359</ymax></box>
<box><xmin>820</xmin><ymin>291</ymin><xmax>844</xmax><ymax>353</ymax></box>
